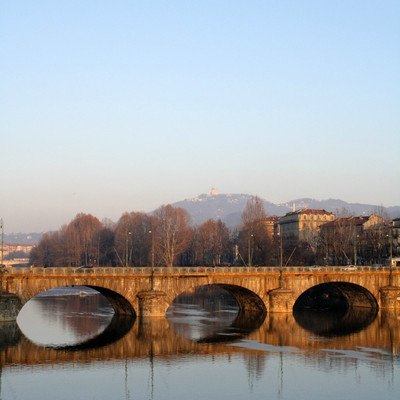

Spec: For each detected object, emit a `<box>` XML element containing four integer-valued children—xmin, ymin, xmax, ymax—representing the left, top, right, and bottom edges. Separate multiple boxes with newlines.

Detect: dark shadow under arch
<box><xmin>293</xmin><ymin>307</ymin><xmax>378</xmax><ymax>337</ymax></box>
<box><xmin>84</xmin><ymin>286</ymin><xmax>136</xmax><ymax>316</ymax></box>
<box><xmin>196</xmin><ymin>309</ymin><xmax>266</xmax><ymax>343</ymax></box>
<box><xmin>168</xmin><ymin>284</ymin><xmax>266</xmax><ymax>343</ymax></box>
<box><xmin>294</xmin><ymin>282</ymin><xmax>379</xmax><ymax>311</ymax></box>
<box><xmin>53</xmin><ymin>314</ymin><xmax>135</xmax><ymax>351</ymax></box>
<box><xmin>214</xmin><ymin>284</ymin><xmax>267</xmax><ymax>315</ymax></box>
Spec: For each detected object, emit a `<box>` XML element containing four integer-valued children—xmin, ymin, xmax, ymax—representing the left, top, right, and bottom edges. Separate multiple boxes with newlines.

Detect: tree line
<box><xmin>30</xmin><ymin>198</ymin><xmax>395</xmax><ymax>268</ymax></box>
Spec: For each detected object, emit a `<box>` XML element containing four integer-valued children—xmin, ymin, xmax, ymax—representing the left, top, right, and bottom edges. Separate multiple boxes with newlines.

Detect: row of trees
<box><xmin>30</xmin><ymin>204</ymin><xmax>233</xmax><ymax>268</ymax></box>
<box><xmin>30</xmin><ymin>198</ymin><xmax>395</xmax><ymax>268</ymax></box>
<box><xmin>317</xmin><ymin>220</ymin><xmax>395</xmax><ymax>266</ymax></box>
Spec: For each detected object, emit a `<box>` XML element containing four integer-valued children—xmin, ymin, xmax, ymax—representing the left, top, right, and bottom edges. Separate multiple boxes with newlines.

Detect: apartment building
<box><xmin>279</xmin><ymin>209</ymin><xmax>335</xmax><ymax>242</ymax></box>
<box><xmin>320</xmin><ymin>214</ymin><xmax>384</xmax><ymax>236</ymax></box>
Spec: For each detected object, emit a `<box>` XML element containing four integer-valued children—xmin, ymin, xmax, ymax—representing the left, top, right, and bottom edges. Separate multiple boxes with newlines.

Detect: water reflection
<box><xmin>166</xmin><ymin>286</ymin><xmax>267</xmax><ymax>343</ymax></box>
<box><xmin>5</xmin><ymin>286</ymin><xmax>399</xmax><ymax>358</ymax></box>
<box><xmin>16</xmin><ymin>286</ymin><xmax>115</xmax><ymax>347</ymax></box>
<box><xmin>293</xmin><ymin>306</ymin><xmax>378</xmax><ymax>337</ymax></box>
<box><xmin>1</xmin><ymin>287</ymin><xmax>399</xmax><ymax>400</ymax></box>
<box><xmin>1</xmin><ymin>308</ymin><xmax>399</xmax><ymax>370</ymax></box>
<box><xmin>55</xmin><ymin>314</ymin><xmax>135</xmax><ymax>351</ymax></box>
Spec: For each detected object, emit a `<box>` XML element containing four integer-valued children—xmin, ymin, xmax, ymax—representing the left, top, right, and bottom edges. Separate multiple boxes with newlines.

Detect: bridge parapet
<box><xmin>3</xmin><ymin>265</ymin><xmax>399</xmax><ymax>275</ymax></box>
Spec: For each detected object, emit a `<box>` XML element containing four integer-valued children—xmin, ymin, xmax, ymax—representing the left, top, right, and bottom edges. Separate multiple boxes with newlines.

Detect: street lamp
<box><xmin>387</xmin><ymin>232</ymin><xmax>393</xmax><ymax>286</ymax></box>
<box><xmin>0</xmin><ymin>218</ymin><xmax>3</xmax><ymax>269</ymax></box>
<box><xmin>125</xmin><ymin>231</ymin><xmax>132</xmax><ymax>267</ymax></box>
<box><xmin>353</xmin><ymin>234</ymin><xmax>359</xmax><ymax>266</ymax></box>
<box><xmin>149</xmin><ymin>230</ymin><xmax>155</xmax><ymax>290</ymax></box>
<box><xmin>279</xmin><ymin>233</ymin><xmax>283</xmax><ymax>288</ymax></box>
<box><xmin>248</xmin><ymin>233</ymin><xmax>253</xmax><ymax>267</ymax></box>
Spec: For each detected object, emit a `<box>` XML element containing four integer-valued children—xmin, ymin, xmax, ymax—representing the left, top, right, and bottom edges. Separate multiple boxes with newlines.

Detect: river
<box><xmin>0</xmin><ymin>286</ymin><xmax>399</xmax><ymax>400</ymax></box>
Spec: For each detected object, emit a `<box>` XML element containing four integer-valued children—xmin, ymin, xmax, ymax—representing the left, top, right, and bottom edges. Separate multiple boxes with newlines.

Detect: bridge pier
<box><xmin>268</xmin><ymin>288</ymin><xmax>294</xmax><ymax>313</ymax></box>
<box><xmin>137</xmin><ymin>291</ymin><xmax>168</xmax><ymax>317</ymax></box>
<box><xmin>0</xmin><ymin>294</ymin><xmax>22</xmax><ymax>321</ymax></box>
<box><xmin>380</xmin><ymin>286</ymin><xmax>400</xmax><ymax>310</ymax></box>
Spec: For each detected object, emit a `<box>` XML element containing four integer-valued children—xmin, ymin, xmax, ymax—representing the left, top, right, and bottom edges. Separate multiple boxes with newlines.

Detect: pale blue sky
<box><xmin>1</xmin><ymin>1</ymin><xmax>399</xmax><ymax>232</ymax></box>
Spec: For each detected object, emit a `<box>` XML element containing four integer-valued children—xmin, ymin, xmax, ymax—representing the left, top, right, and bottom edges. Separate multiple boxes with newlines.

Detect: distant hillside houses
<box><xmin>2</xmin><ymin>243</ymin><xmax>33</xmax><ymax>260</ymax></box>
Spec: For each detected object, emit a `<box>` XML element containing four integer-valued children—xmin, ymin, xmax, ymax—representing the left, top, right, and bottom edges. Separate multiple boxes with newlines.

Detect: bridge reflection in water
<box><xmin>1</xmin><ymin>289</ymin><xmax>399</xmax><ymax>369</ymax></box>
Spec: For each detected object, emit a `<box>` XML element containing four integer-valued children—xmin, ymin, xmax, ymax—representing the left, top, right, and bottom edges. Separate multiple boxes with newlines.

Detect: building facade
<box><xmin>279</xmin><ymin>209</ymin><xmax>335</xmax><ymax>243</ymax></box>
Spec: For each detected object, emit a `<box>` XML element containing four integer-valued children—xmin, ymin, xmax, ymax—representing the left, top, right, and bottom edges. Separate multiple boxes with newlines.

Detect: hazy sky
<box><xmin>1</xmin><ymin>1</ymin><xmax>399</xmax><ymax>233</ymax></box>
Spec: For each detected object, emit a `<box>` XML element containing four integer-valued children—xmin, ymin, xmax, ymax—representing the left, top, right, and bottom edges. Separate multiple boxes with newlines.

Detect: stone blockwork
<box><xmin>268</xmin><ymin>288</ymin><xmax>294</xmax><ymax>312</ymax></box>
<box><xmin>380</xmin><ymin>286</ymin><xmax>400</xmax><ymax>310</ymax></box>
<box><xmin>137</xmin><ymin>291</ymin><xmax>167</xmax><ymax>317</ymax></box>
<box><xmin>0</xmin><ymin>294</ymin><xmax>22</xmax><ymax>321</ymax></box>
<box><xmin>2</xmin><ymin>269</ymin><xmax>399</xmax><ymax>318</ymax></box>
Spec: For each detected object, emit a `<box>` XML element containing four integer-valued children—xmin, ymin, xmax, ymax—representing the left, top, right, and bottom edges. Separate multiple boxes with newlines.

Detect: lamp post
<box><xmin>125</xmin><ymin>231</ymin><xmax>131</xmax><ymax>267</ymax></box>
<box><xmin>387</xmin><ymin>232</ymin><xmax>393</xmax><ymax>287</ymax></box>
<box><xmin>0</xmin><ymin>218</ymin><xmax>3</xmax><ymax>269</ymax></box>
<box><xmin>149</xmin><ymin>230</ymin><xmax>155</xmax><ymax>290</ymax></box>
<box><xmin>248</xmin><ymin>233</ymin><xmax>253</xmax><ymax>267</ymax></box>
<box><xmin>279</xmin><ymin>233</ymin><xmax>283</xmax><ymax>289</ymax></box>
<box><xmin>353</xmin><ymin>234</ymin><xmax>359</xmax><ymax>266</ymax></box>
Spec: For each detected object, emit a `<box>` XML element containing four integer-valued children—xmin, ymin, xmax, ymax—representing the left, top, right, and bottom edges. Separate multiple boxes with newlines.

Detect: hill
<box><xmin>5</xmin><ymin>193</ymin><xmax>399</xmax><ymax>240</ymax></box>
<box><xmin>172</xmin><ymin>192</ymin><xmax>400</xmax><ymax>227</ymax></box>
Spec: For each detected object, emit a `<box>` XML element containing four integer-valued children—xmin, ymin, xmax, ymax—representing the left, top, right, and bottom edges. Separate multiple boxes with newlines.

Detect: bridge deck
<box><xmin>3</xmin><ymin>265</ymin><xmax>397</xmax><ymax>275</ymax></box>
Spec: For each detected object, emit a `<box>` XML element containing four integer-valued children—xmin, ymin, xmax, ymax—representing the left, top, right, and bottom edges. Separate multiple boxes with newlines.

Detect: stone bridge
<box><xmin>1</xmin><ymin>266</ymin><xmax>399</xmax><ymax>319</ymax></box>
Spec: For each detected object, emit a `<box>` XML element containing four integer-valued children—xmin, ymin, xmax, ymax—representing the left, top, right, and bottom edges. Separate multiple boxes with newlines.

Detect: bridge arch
<box><xmin>294</xmin><ymin>282</ymin><xmax>379</xmax><ymax>310</ymax></box>
<box><xmin>168</xmin><ymin>283</ymin><xmax>267</xmax><ymax>315</ymax></box>
<box><xmin>166</xmin><ymin>283</ymin><xmax>266</xmax><ymax>343</ymax></box>
<box><xmin>214</xmin><ymin>284</ymin><xmax>267</xmax><ymax>315</ymax></box>
<box><xmin>86</xmin><ymin>286</ymin><xmax>136</xmax><ymax>316</ymax></box>
<box><xmin>17</xmin><ymin>286</ymin><xmax>136</xmax><ymax>350</ymax></box>
<box><xmin>16</xmin><ymin>285</ymin><xmax>137</xmax><ymax>319</ymax></box>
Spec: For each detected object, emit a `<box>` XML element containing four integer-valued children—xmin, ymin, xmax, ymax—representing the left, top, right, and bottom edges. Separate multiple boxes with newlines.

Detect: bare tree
<box><xmin>239</xmin><ymin>196</ymin><xmax>272</xmax><ymax>266</ymax></box>
<box><xmin>115</xmin><ymin>212</ymin><xmax>154</xmax><ymax>267</ymax></box>
<box><xmin>64</xmin><ymin>213</ymin><xmax>103</xmax><ymax>267</ymax></box>
<box><xmin>30</xmin><ymin>231</ymin><xmax>63</xmax><ymax>267</ymax></box>
<box><xmin>153</xmin><ymin>205</ymin><xmax>193</xmax><ymax>267</ymax></box>
<box><xmin>195</xmin><ymin>219</ymin><xmax>231</xmax><ymax>266</ymax></box>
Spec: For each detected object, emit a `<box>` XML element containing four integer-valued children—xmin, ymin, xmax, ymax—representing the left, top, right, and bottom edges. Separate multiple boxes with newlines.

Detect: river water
<box><xmin>1</xmin><ymin>286</ymin><xmax>399</xmax><ymax>400</ymax></box>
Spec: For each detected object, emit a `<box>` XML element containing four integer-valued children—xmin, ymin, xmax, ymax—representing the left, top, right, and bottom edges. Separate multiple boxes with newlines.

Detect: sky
<box><xmin>1</xmin><ymin>1</ymin><xmax>399</xmax><ymax>233</ymax></box>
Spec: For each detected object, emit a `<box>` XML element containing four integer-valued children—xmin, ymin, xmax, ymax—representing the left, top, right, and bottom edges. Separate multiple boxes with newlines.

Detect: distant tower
<box><xmin>293</xmin><ymin>203</ymin><xmax>296</xmax><ymax>212</ymax></box>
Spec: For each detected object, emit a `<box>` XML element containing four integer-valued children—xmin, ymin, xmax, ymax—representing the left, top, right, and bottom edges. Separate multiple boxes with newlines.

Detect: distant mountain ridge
<box><xmin>172</xmin><ymin>192</ymin><xmax>400</xmax><ymax>227</ymax></box>
<box><xmin>6</xmin><ymin>193</ymin><xmax>399</xmax><ymax>243</ymax></box>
